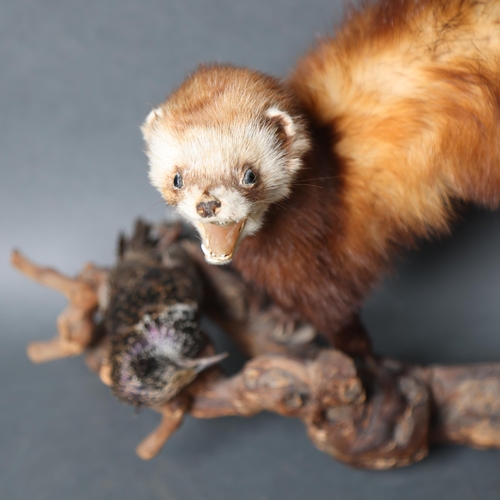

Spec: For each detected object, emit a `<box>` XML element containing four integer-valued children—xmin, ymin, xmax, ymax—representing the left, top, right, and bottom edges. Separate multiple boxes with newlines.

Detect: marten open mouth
<box><xmin>195</xmin><ymin>220</ymin><xmax>246</xmax><ymax>264</ymax></box>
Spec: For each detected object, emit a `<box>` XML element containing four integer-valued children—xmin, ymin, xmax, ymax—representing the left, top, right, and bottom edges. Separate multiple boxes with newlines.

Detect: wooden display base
<box><xmin>11</xmin><ymin>222</ymin><xmax>500</xmax><ymax>469</ymax></box>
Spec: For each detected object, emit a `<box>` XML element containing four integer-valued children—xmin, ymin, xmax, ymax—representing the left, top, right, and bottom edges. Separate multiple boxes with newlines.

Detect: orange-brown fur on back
<box><xmin>144</xmin><ymin>0</ymin><xmax>500</xmax><ymax>351</ymax></box>
<box><xmin>237</xmin><ymin>0</ymin><xmax>500</xmax><ymax>343</ymax></box>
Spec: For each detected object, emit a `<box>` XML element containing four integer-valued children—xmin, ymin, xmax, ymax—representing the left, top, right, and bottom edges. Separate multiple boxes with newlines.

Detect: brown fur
<box><xmin>237</xmin><ymin>0</ymin><xmax>500</xmax><ymax>344</ymax></box>
<box><xmin>146</xmin><ymin>0</ymin><xmax>500</xmax><ymax>351</ymax></box>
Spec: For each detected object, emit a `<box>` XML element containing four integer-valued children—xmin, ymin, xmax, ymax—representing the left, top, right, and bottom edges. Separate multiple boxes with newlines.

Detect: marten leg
<box><xmin>262</xmin><ymin>305</ymin><xmax>317</xmax><ymax>345</ymax></box>
<box><xmin>329</xmin><ymin>315</ymin><xmax>373</xmax><ymax>358</ymax></box>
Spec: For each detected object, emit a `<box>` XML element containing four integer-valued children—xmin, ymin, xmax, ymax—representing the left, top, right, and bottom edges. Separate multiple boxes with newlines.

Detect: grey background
<box><xmin>2</xmin><ymin>0</ymin><xmax>500</xmax><ymax>498</ymax></box>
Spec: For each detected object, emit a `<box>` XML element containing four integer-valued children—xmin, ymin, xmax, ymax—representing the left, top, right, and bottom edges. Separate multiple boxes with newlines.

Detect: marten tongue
<box><xmin>198</xmin><ymin>220</ymin><xmax>245</xmax><ymax>264</ymax></box>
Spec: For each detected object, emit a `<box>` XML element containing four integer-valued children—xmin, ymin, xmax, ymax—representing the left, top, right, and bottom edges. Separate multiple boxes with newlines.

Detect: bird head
<box><xmin>111</xmin><ymin>303</ymin><xmax>227</xmax><ymax>407</ymax></box>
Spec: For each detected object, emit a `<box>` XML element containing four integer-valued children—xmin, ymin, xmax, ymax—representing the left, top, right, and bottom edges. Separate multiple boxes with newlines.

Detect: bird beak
<box><xmin>178</xmin><ymin>352</ymin><xmax>229</xmax><ymax>373</ymax></box>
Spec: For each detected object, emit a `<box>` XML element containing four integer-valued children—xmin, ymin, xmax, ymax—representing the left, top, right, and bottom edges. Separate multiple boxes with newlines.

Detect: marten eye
<box><xmin>242</xmin><ymin>168</ymin><xmax>257</xmax><ymax>186</ymax></box>
<box><xmin>173</xmin><ymin>173</ymin><xmax>184</xmax><ymax>189</ymax></box>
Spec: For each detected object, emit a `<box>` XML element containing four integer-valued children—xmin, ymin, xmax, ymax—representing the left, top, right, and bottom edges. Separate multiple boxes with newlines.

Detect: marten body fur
<box><xmin>142</xmin><ymin>0</ymin><xmax>500</xmax><ymax>352</ymax></box>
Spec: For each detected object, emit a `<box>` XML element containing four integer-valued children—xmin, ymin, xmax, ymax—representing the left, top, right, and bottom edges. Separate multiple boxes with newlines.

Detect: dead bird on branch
<box><xmin>12</xmin><ymin>220</ymin><xmax>227</xmax><ymax>408</ymax></box>
<box><xmin>106</xmin><ymin>220</ymin><xmax>227</xmax><ymax>406</ymax></box>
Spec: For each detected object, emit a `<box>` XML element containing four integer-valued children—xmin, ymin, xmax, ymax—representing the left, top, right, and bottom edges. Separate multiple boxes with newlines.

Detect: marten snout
<box><xmin>196</xmin><ymin>198</ymin><xmax>221</xmax><ymax>218</ymax></box>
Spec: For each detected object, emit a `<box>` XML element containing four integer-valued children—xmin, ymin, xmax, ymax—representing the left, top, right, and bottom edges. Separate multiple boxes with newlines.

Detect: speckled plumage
<box><xmin>107</xmin><ymin>221</ymin><xmax>218</xmax><ymax>407</ymax></box>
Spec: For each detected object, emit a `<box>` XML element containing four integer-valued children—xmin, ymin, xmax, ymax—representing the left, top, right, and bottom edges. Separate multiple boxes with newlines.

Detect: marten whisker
<box><xmin>144</xmin><ymin>200</ymin><xmax>168</xmax><ymax>213</ymax></box>
<box><xmin>292</xmin><ymin>183</ymin><xmax>324</xmax><ymax>188</ymax></box>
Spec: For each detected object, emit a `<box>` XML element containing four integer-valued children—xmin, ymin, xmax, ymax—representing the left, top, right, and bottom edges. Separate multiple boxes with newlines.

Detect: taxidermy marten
<box><xmin>141</xmin><ymin>0</ymin><xmax>500</xmax><ymax>354</ymax></box>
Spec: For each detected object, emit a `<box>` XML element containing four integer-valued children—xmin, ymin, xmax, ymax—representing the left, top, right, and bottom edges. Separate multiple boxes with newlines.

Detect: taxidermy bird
<box><xmin>141</xmin><ymin>0</ymin><xmax>500</xmax><ymax>354</ymax></box>
<box><xmin>107</xmin><ymin>221</ymin><xmax>226</xmax><ymax>407</ymax></box>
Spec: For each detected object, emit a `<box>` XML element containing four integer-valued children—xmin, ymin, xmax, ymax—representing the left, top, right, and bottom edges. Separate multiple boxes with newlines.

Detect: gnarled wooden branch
<box><xmin>136</xmin><ymin>395</ymin><xmax>189</xmax><ymax>460</ymax></box>
<box><xmin>11</xmin><ymin>250</ymin><xmax>107</xmax><ymax>363</ymax></box>
<box><xmin>11</xmin><ymin>225</ymin><xmax>500</xmax><ymax>469</ymax></box>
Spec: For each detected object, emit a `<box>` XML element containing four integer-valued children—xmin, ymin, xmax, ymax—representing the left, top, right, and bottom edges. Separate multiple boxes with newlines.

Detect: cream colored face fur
<box><xmin>142</xmin><ymin>103</ymin><xmax>309</xmax><ymax>264</ymax></box>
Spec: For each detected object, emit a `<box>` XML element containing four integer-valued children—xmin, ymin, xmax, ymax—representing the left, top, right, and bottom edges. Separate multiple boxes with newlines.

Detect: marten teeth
<box><xmin>213</xmin><ymin>221</ymin><xmax>234</xmax><ymax>227</ymax></box>
<box><xmin>201</xmin><ymin>243</ymin><xmax>231</xmax><ymax>263</ymax></box>
<box><xmin>196</xmin><ymin>219</ymin><xmax>246</xmax><ymax>265</ymax></box>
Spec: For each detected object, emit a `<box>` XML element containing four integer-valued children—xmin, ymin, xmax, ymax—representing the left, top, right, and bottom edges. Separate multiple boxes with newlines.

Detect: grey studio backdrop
<box><xmin>2</xmin><ymin>0</ymin><xmax>500</xmax><ymax>499</ymax></box>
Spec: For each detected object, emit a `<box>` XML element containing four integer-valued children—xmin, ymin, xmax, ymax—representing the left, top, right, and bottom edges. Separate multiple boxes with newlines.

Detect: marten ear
<box><xmin>141</xmin><ymin>107</ymin><xmax>164</xmax><ymax>142</ymax></box>
<box><xmin>264</xmin><ymin>107</ymin><xmax>310</xmax><ymax>162</ymax></box>
<box><xmin>264</xmin><ymin>107</ymin><xmax>297</xmax><ymax>143</ymax></box>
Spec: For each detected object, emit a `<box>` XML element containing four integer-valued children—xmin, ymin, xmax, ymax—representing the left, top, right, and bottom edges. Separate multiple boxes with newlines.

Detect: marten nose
<box><xmin>196</xmin><ymin>199</ymin><xmax>221</xmax><ymax>218</ymax></box>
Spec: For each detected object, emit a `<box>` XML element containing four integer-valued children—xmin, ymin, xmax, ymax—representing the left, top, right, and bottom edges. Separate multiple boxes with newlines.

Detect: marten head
<box><xmin>142</xmin><ymin>64</ymin><xmax>310</xmax><ymax>265</ymax></box>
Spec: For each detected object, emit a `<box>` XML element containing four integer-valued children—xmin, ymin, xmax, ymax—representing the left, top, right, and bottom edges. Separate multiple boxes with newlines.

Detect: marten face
<box><xmin>142</xmin><ymin>65</ymin><xmax>310</xmax><ymax>265</ymax></box>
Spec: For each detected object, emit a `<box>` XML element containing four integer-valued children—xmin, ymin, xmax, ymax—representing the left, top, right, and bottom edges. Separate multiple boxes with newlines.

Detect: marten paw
<box><xmin>264</xmin><ymin>306</ymin><xmax>316</xmax><ymax>346</ymax></box>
